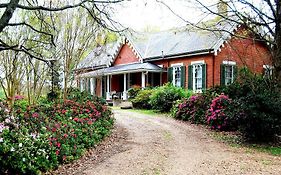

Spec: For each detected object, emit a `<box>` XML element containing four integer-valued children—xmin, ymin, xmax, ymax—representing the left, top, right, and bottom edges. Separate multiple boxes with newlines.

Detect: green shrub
<box><xmin>0</xmin><ymin>90</ymin><xmax>113</xmax><ymax>174</ymax></box>
<box><xmin>237</xmin><ymin>92</ymin><xmax>281</xmax><ymax>142</ymax></box>
<box><xmin>131</xmin><ymin>89</ymin><xmax>154</xmax><ymax>109</ymax></box>
<box><xmin>149</xmin><ymin>83</ymin><xmax>192</xmax><ymax>112</ymax></box>
<box><xmin>128</xmin><ymin>85</ymin><xmax>141</xmax><ymax>100</ymax></box>
<box><xmin>66</xmin><ymin>87</ymin><xmax>106</xmax><ymax>104</ymax></box>
<box><xmin>208</xmin><ymin>68</ymin><xmax>281</xmax><ymax>141</ymax></box>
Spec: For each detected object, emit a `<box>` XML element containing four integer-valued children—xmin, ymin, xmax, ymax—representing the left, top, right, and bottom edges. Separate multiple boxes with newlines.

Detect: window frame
<box><xmin>191</xmin><ymin>60</ymin><xmax>205</xmax><ymax>92</ymax></box>
<box><xmin>222</xmin><ymin>61</ymin><xmax>236</xmax><ymax>86</ymax></box>
<box><xmin>171</xmin><ymin>63</ymin><xmax>183</xmax><ymax>87</ymax></box>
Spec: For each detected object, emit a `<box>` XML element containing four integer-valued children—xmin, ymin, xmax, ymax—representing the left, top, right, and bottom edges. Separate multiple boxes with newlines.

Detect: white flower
<box><xmin>30</xmin><ymin>133</ymin><xmax>37</xmax><ymax>139</ymax></box>
<box><xmin>4</xmin><ymin>118</ymin><xmax>10</xmax><ymax>123</ymax></box>
<box><xmin>10</xmin><ymin>147</ymin><xmax>15</xmax><ymax>152</ymax></box>
<box><xmin>19</xmin><ymin>143</ymin><xmax>22</xmax><ymax>147</ymax></box>
<box><xmin>46</xmin><ymin>155</ymin><xmax>49</xmax><ymax>159</ymax></box>
<box><xmin>0</xmin><ymin>138</ymin><xmax>3</xmax><ymax>142</ymax></box>
<box><xmin>10</xmin><ymin>115</ymin><xmax>14</xmax><ymax>120</ymax></box>
<box><xmin>22</xmin><ymin>158</ymin><xmax>25</xmax><ymax>162</ymax></box>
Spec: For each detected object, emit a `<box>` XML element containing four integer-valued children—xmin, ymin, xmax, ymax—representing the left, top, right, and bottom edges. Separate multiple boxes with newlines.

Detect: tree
<box><xmin>157</xmin><ymin>0</ymin><xmax>281</xmax><ymax>85</ymax></box>
<box><xmin>0</xmin><ymin>0</ymin><xmax>124</xmax><ymax>62</ymax></box>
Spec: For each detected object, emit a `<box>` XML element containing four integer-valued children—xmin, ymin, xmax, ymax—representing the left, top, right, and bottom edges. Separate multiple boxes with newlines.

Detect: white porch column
<box><xmin>100</xmin><ymin>77</ymin><xmax>103</xmax><ymax>97</ymax></box>
<box><xmin>141</xmin><ymin>72</ymin><xmax>146</xmax><ymax>89</ymax></box>
<box><xmin>80</xmin><ymin>78</ymin><xmax>84</xmax><ymax>91</ymax></box>
<box><xmin>123</xmin><ymin>73</ymin><xmax>128</xmax><ymax>100</ymax></box>
<box><xmin>92</xmin><ymin>77</ymin><xmax>96</xmax><ymax>95</ymax></box>
<box><xmin>106</xmin><ymin>75</ymin><xmax>110</xmax><ymax>100</ymax></box>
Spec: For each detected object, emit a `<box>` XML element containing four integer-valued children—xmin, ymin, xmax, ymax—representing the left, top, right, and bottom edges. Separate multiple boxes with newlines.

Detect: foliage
<box><xmin>206</xmin><ymin>94</ymin><xmax>239</xmax><ymax>131</ymax></box>
<box><xmin>131</xmin><ymin>89</ymin><xmax>154</xmax><ymax>109</ymax></box>
<box><xmin>149</xmin><ymin>83</ymin><xmax>192</xmax><ymax>112</ymax></box>
<box><xmin>128</xmin><ymin>85</ymin><xmax>141</xmax><ymax>100</ymax></box>
<box><xmin>237</xmin><ymin>92</ymin><xmax>281</xmax><ymax>142</ymax></box>
<box><xmin>66</xmin><ymin>88</ymin><xmax>106</xmax><ymax>104</ymax></box>
<box><xmin>0</xmin><ymin>89</ymin><xmax>5</xmax><ymax>99</ymax></box>
<box><xmin>208</xmin><ymin>69</ymin><xmax>281</xmax><ymax>141</ymax></box>
<box><xmin>47</xmin><ymin>91</ymin><xmax>60</xmax><ymax>102</ymax></box>
<box><xmin>0</xmin><ymin>90</ymin><xmax>113</xmax><ymax>174</ymax></box>
<box><xmin>172</xmin><ymin>93</ymin><xmax>212</xmax><ymax>124</ymax></box>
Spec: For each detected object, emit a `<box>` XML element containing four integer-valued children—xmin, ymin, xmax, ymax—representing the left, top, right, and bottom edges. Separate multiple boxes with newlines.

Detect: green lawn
<box><xmin>210</xmin><ymin>131</ymin><xmax>281</xmax><ymax>156</ymax></box>
<box><xmin>0</xmin><ymin>88</ymin><xmax>5</xmax><ymax>99</ymax></box>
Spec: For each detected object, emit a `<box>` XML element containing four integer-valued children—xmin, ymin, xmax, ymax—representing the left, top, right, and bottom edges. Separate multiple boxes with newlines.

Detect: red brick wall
<box><xmin>214</xmin><ymin>37</ymin><xmax>271</xmax><ymax>85</ymax></box>
<box><xmin>113</xmin><ymin>44</ymin><xmax>139</xmax><ymax>65</ymax></box>
<box><xmin>150</xmin><ymin>36</ymin><xmax>271</xmax><ymax>88</ymax></box>
<box><xmin>95</xmin><ymin>78</ymin><xmax>101</xmax><ymax>97</ymax></box>
<box><xmin>151</xmin><ymin>55</ymin><xmax>214</xmax><ymax>88</ymax></box>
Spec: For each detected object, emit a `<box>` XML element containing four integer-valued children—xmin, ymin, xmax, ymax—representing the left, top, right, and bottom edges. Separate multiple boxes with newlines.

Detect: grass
<box><xmin>0</xmin><ymin>88</ymin><xmax>5</xmax><ymax>99</ymax></box>
<box><xmin>210</xmin><ymin>131</ymin><xmax>281</xmax><ymax>156</ymax></box>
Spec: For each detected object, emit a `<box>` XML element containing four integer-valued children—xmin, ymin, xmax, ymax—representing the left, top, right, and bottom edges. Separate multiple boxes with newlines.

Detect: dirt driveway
<box><xmin>58</xmin><ymin>109</ymin><xmax>281</xmax><ymax>175</ymax></box>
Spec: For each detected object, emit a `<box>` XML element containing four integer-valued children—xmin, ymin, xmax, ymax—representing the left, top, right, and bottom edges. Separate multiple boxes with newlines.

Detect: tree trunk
<box><xmin>273</xmin><ymin>1</ymin><xmax>281</xmax><ymax>87</ymax></box>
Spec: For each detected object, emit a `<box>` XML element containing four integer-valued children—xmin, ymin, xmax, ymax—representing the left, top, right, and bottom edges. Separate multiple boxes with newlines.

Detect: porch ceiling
<box><xmin>79</xmin><ymin>62</ymin><xmax>165</xmax><ymax>78</ymax></box>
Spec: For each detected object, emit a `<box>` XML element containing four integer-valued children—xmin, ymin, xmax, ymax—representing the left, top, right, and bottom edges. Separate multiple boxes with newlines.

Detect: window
<box><xmin>221</xmin><ymin>61</ymin><xmax>237</xmax><ymax>86</ymax></box>
<box><xmin>225</xmin><ymin>65</ymin><xmax>234</xmax><ymax>85</ymax></box>
<box><xmin>263</xmin><ymin>65</ymin><xmax>273</xmax><ymax>79</ymax></box>
<box><xmin>173</xmin><ymin>66</ymin><xmax>181</xmax><ymax>87</ymax></box>
<box><xmin>188</xmin><ymin>61</ymin><xmax>206</xmax><ymax>92</ymax></box>
<box><xmin>194</xmin><ymin>64</ymin><xmax>203</xmax><ymax>90</ymax></box>
<box><xmin>167</xmin><ymin>63</ymin><xmax>185</xmax><ymax>87</ymax></box>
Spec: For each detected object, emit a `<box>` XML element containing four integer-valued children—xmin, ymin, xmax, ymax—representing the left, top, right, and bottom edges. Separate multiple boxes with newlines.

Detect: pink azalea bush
<box><xmin>0</xmin><ymin>92</ymin><xmax>113</xmax><ymax>174</ymax></box>
<box><xmin>172</xmin><ymin>94</ymin><xmax>211</xmax><ymax>124</ymax></box>
<box><xmin>206</xmin><ymin>94</ymin><xmax>237</xmax><ymax>131</ymax></box>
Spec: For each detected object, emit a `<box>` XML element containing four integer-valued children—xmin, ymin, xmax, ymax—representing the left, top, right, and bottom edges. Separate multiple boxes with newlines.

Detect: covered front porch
<box><xmin>78</xmin><ymin>62</ymin><xmax>166</xmax><ymax>100</ymax></box>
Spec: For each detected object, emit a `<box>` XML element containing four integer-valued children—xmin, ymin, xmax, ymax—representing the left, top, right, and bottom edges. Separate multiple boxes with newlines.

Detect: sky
<box><xmin>113</xmin><ymin>0</ymin><xmax>209</xmax><ymax>31</ymax></box>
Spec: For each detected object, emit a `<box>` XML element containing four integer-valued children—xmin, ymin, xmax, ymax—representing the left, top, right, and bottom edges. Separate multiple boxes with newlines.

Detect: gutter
<box><xmin>74</xmin><ymin>65</ymin><xmax>107</xmax><ymax>73</ymax></box>
<box><xmin>144</xmin><ymin>49</ymin><xmax>214</xmax><ymax>62</ymax></box>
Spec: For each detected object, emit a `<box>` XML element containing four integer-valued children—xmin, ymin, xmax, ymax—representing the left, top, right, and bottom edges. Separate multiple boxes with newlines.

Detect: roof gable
<box><xmin>112</xmin><ymin>43</ymin><xmax>140</xmax><ymax>66</ymax></box>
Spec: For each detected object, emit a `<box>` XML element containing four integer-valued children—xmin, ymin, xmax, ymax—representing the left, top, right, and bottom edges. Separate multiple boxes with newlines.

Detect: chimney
<box><xmin>217</xmin><ymin>0</ymin><xmax>228</xmax><ymax>17</ymax></box>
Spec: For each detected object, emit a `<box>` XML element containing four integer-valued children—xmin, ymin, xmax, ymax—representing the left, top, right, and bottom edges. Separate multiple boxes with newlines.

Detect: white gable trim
<box><xmin>126</xmin><ymin>38</ymin><xmax>143</xmax><ymax>60</ymax></box>
<box><xmin>213</xmin><ymin>24</ymin><xmax>240</xmax><ymax>56</ymax></box>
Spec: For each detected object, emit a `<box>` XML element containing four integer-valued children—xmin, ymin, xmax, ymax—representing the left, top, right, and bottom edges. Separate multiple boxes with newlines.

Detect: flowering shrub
<box><xmin>206</xmin><ymin>94</ymin><xmax>238</xmax><ymax>131</ymax></box>
<box><xmin>172</xmin><ymin>94</ymin><xmax>211</xmax><ymax>124</ymax></box>
<box><xmin>0</xmin><ymin>92</ymin><xmax>113</xmax><ymax>174</ymax></box>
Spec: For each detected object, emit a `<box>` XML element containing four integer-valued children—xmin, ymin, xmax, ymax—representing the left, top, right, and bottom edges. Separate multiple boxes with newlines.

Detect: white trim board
<box><xmin>223</xmin><ymin>60</ymin><xmax>236</xmax><ymax>65</ymax></box>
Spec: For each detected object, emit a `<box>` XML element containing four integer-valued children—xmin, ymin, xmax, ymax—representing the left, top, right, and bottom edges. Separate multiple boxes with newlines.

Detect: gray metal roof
<box><xmin>77</xmin><ymin>21</ymin><xmax>237</xmax><ymax>70</ymax></box>
<box><xmin>76</xmin><ymin>42</ymin><xmax>122</xmax><ymax>70</ymax></box>
<box><xmin>130</xmin><ymin>22</ymin><xmax>236</xmax><ymax>59</ymax></box>
<box><xmin>79</xmin><ymin>62</ymin><xmax>164</xmax><ymax>77</ymax></box>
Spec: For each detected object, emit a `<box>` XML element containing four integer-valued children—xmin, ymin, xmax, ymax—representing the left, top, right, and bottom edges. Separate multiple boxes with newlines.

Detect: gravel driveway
<box><xmin>57</xmin><ymin>109</ymin><xmax>281</xmax><ymax>175</ymax></box>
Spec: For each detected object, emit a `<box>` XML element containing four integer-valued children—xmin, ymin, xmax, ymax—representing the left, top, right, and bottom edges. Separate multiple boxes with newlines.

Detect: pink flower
<box><xmin>32</xmin><ymin>112</ymin><xmax>39</xmax><ymax>118</ymax></box>
<box><xmin>73</xmin><ymin>117</ymin><xmax>79</xmax><ymax>122</ymax></box>
<box><xmin>56</xmin><ymin>142</ymin><xmax>61</xmax><ymax>148</ymax></box>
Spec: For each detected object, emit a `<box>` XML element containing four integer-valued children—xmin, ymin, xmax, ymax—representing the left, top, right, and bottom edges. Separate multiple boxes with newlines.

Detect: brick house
<box><xmin>75</xmin><ymin>22</ymin><xmax>271</xmax><ymax>100</ymax></box>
